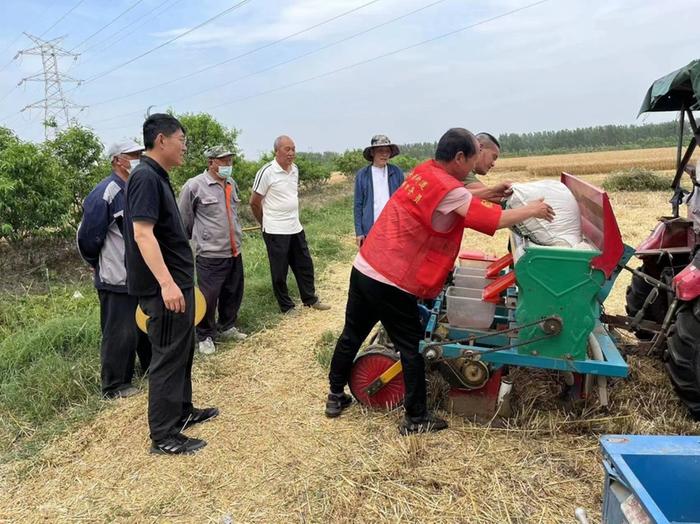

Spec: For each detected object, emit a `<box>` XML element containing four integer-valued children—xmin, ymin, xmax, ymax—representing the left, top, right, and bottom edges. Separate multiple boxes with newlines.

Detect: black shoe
<box><xmin>324</xmin><ymin>392</ymin><xmax>353</xmax><ymax>418</ymax></box>
<box><xmin>179</xmin><ymin>407</ymin><xmax>220</xmax><ymax>430</ymax></box>
<box><xmin>103</xmin><ymin>385</ymin><xmax>140</xmax><ymax>399</ymax></box>
<box><xmin>399</xmin><ymin>412</ymin><xmax>448</xmax><ymax>436</ymax></box>
<box><xmin>150</xmin><ymin>433</ymin><xmax>207</xmax><ymax>455</ymax></box>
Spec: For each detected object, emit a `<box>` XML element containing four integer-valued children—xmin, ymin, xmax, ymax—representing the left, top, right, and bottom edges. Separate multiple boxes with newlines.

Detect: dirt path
<box><xmin>0</xmin><ymin>261</ymin><xmax>356</xmax><ymax>522</ymax></box>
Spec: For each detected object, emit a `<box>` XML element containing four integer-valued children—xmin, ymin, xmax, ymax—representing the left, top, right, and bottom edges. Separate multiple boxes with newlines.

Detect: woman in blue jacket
<box><xmin>354</xmin><ymin>135</ymin><xmax>404</xmax><ymax>247</ymax></box>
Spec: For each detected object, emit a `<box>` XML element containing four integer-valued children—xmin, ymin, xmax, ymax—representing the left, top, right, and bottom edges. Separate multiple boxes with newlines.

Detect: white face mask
<box><xmin>129</xmin><ymin>159</ymin><xmax>140</xmax><ymax>173</ymax></box>
<box><xmin>218</xmin><ymin>165</ymin><xmax>232</xmax><ymax>179</ymax></box>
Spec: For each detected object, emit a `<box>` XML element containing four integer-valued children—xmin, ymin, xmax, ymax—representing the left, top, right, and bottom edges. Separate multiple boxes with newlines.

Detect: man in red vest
<box><xmin>325</xmin><ymin>128</ymin><xmax>555</xmax><ymax>435</ymax></box>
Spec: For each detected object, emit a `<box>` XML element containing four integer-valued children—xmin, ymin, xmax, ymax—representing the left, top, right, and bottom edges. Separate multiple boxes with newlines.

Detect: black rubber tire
<box><xmin>665</xmin><ymin>299</ymin><xmax>700</xmax><ymax>420</ymax></box>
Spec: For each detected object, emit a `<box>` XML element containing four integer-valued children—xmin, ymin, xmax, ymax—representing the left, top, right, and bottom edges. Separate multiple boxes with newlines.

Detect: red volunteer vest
<box><xmin>360</xmin><ymin>160</ymin><xmax>464</xmax><ymax>299</ymax></box>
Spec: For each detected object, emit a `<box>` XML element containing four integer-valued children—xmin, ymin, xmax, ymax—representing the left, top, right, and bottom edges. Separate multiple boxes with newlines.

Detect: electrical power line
<box><xmin>79</xmin><ymin>0</ymin><xmax>254</xmax><ymax>86</ymax></box>
<box><xmin>0</xmin><ymin>35</ymin><xmax>24</xmax><ymax>69</ymax></box>
<box><xmin>0</xmin><ymin>84</ymin><xmax>20</xmax><ymax>104</ymax></box>
<box><xmin>94</xmin><ymin>0</ymin><xmax>551</xmax><ymax>136</ymax></box>
<box><xmin>70</xmin><ymin>0</ymin><xmax>146</xmax><ymax>52</ymax></box>
<box><xmin>90</xmin><ymin>0</ymin><xmax>449</xmax><ymax>124</ymax></box>
<box><xmin>199</xmin><ymin>0</ymin><xmax>553</xmax><ymax>112</ymax></box>
<box><xmin>0</xmin><ymin>1</ymin><xmax>84</xmax><ymax>77</ymax></box>
<box><xmin>86</xmin><ymin>0</ymin><xmax>385</xmax><ymax>109</ymax></box>
<box><xmin>80</xmin><ymin>0</ymin><xmax>182</xmax><ymax>57</ymax></box>
<box><xmin>39</xmin><ymin>0</ymin><xmax>87</xmax><ymax>38</ymax></box>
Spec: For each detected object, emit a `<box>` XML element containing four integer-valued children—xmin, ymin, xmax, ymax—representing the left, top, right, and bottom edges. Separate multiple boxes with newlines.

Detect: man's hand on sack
<box><xmin>526</xmin><ymin>198</ymin><xmax>556</xmax><ymax>222</ymax></box>
<box><xmin>356</xmin><ymin>235</ymin><xmax>365</xmax><ymax>248</ymax></box>
<box><xmin>493</xmin><ymin>181</ymin><xmax>513</xmax><ymax>199</ymax></box>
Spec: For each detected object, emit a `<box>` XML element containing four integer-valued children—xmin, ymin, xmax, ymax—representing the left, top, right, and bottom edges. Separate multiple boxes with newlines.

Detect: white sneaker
<box><xmin>220</xmin><ymin>326</ymin><xmax>248</xmax><ymax>341</ymax></box>
<box><xmin>198</xmin><ymin>337</ymin><xmax>216</xmax><ymax>355</ymax></box>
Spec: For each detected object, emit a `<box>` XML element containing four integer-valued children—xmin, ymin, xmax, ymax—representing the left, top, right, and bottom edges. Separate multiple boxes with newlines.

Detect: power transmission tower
<box><xmin>16</xmin><ymin>33</ymin><xmax>83</xmax><ymax>139</ymax></box>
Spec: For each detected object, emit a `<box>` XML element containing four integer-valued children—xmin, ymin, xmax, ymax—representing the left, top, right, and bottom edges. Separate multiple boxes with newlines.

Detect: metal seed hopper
<box><xmin>350</xmin><ymin>173</ymin><xmax>632</xmax><ymax>417</ymax></box>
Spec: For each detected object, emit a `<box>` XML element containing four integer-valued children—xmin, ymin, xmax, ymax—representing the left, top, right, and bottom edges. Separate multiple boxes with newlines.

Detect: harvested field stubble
<box><xmin>1</xmin><ymin>165</ymin><xmax>700</xmax><ymax>523</ymax></box>
<box><xmin>494</xmin><ymin>146</ymin><xmax>698</xmax><ymax>178</ymax></box>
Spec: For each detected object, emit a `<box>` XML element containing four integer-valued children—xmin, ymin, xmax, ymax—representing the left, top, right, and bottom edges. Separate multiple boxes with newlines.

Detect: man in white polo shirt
<box><xmin>250</xmin><ymin>135</ymin><xmax>330</xmax><ymax>314</ymax></box>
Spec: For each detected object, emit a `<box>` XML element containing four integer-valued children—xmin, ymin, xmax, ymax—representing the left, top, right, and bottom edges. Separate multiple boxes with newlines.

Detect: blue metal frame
<box><xmin>419</xmin><ymin>320</ymin><xmax>628</xmax><ymax>377</ymax></box>
<box><xmin>600</xmin><ymin>435</ymin><xmax>700</xmax><ymax>524</ymax></box>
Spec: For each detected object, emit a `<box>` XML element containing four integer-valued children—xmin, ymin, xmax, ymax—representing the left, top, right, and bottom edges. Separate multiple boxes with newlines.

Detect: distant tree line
<box><xmin>497</xmin><ymin>121</ymin><xmax>689</xmax><ymax>156</ymax></box>
<box><xmin>394</xmin><ymin>121</ymin><xmax>688</xmax><ymax>158</ymax></box>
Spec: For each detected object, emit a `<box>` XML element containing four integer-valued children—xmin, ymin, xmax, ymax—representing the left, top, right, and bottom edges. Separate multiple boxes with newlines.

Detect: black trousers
<box><xmin>328</xmin><ymin>268</ymin><xmax>427</xmax><ymax>417</ymax></box>
<box><xmin>196</xmin><ymin>255</ymin><xmax>244</xmax><ymax>341</ymax></box>
<box><xmin>98</xmin><ymin>290</ymin><xmax>151</xmax><ymax>396</ymax></box>
<box><xmin>139</xmin><ymin>287</ymin><xmax>196</xmax><ymax>442</ymax></box>
<box><xmin>262</xmin><ymin>230</ymin><xmax>317</xmax><ymax>312</ymax></box>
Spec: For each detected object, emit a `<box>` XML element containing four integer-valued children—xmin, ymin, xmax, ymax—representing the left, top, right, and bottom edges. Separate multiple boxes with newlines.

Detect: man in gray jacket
<box><xmin>178</xmin><ymin>145</ymin><xmax>247</xmax><ymax>355</ymax></box>
<box><xmin>78</xmin><ymin>139</ymin><xmax>151</xmax><ymax>398</ymax></box>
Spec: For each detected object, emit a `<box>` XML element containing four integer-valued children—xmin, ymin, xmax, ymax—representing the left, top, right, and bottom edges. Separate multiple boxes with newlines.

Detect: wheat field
<box><xmin>492</xmin><ymin>146</ymin><xmax>698</xmax><ymax>177</ymax></box>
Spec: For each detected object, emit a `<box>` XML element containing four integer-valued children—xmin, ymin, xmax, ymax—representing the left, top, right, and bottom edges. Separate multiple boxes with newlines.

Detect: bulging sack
<box><xmin>506</xmin><ymin>180</ymin><xmax>582</xmax><ymax>246</ymax></box>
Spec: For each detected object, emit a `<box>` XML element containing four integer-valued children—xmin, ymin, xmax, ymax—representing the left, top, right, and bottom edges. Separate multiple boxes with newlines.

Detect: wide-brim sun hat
<box><xmin>363</xmin><ymin>134</ymin><xmax>400</xmax><ymax>162</ymax></box>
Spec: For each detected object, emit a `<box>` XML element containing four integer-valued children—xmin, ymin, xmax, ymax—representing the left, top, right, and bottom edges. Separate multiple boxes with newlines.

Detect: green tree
<box><xmin>0</xmin><ymin>126</ymin><xmax>19</xmax><ymax>153</ymax></box>
<box><xmin>46</xmin><ymin>126</ymin><xmax>109</xmax><ymax>229</ymax></box>
<box><xmin>296</xmin><ymin>152</ymin><xmax>330</xmax><ymax>190</ymax></box>
<box><xmin>392</xmin><ymin>155</ymin><xmax>420</xmax><ymax>173</ymax></box>
<box><xmin>332</xmin><ymin>149</ymin><xmax>366</xmax><ymax>176</ymax></box>
<box><xmin>233</xmin><ymin>157</ymin><xmax>264</xmax><ymax>202</ymax></box>
<box><xmin>0</xmin><ymin>142</ymin><xmax>69</xmax><ymax>242</ymax></box>
<box><xmin>170</xmin><ymin>112</ymin><xmax>240</xmax><ymax>190</ymax></box>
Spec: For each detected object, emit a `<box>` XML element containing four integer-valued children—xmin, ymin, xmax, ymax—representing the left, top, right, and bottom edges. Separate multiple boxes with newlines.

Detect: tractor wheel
<box><xmin>625</xmin><ymin>268</ymin><xmax>668</xmax><ymax>340</ymax></box>
<box><xmin>349</xmin><ymin>346</ymin><xmax>405</xmax><ymax>410</ymax></box>
<box><xmin>665</xmin><ymin>299</ymin><xmax>700</xmax><ymax>420</ymax></box>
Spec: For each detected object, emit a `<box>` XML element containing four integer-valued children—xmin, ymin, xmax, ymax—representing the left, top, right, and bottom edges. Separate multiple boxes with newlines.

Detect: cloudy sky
<box><xmin>0</xmin><ymin>0</ymin><xmax>697</xmax><ymax>158</ymax></box>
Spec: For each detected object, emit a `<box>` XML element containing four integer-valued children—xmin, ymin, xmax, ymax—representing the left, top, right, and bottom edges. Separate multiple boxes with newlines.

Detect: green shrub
<box><xmin>233</xmin><ymin>157</ymin><xmax>264</xmax><ymax>204</ymax></box>
<box><xmin>296</xmin><ymin>153</ymin><xmax>330</xmax><ymax>190</ymax></box>
<box><xmin>333</xmin><ymin>149</ymin><xmax>365</xmax><ymax>176</ymax></box>
<box><xmin>170</xmin><ymin>112</ymin><xmax>240</xmax><ymax>191</ymax></box>
<box><xmin>0</xmin><ymin>126</ymin><xmax>19</xmax><ymax>153</ymax></box>
<box><xmin>0</xmin><ymin>142</ymin><xmax>70</xmax><ymax>242</ymax></box>
<box><xmin>46</xmin><ymin>126</ymin><xmax>109</xmax><ymax>230</ymax></box>
<box><xmin>392</xmin><ymin>154</ymin><xmax>421</xmax><ymax>173</ymax></box>
<box><xmin>602</xmin><ymin>168</ymin><xmax>671</xmax><ymax>192</ymax></box>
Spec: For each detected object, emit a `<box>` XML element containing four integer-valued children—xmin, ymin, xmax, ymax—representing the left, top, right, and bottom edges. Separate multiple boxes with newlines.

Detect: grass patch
<box><xmin>0</xmin><ymin>180</ymin><xmax>356</xmax><ymax>461</ymax></box>
<box><xmin>0</xmin><ymin>284</ymin><xmax>102</xmax><ymax>460</ymax></box>
<box><xmin>602</xmin><ymin>168</ymin><xmax>672</xmax><ymax>192</ymax></box>
<box><xmin>314</xmin><ymin>330</ymin><xmax>338</xmax><ymax>371</ymax></box>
